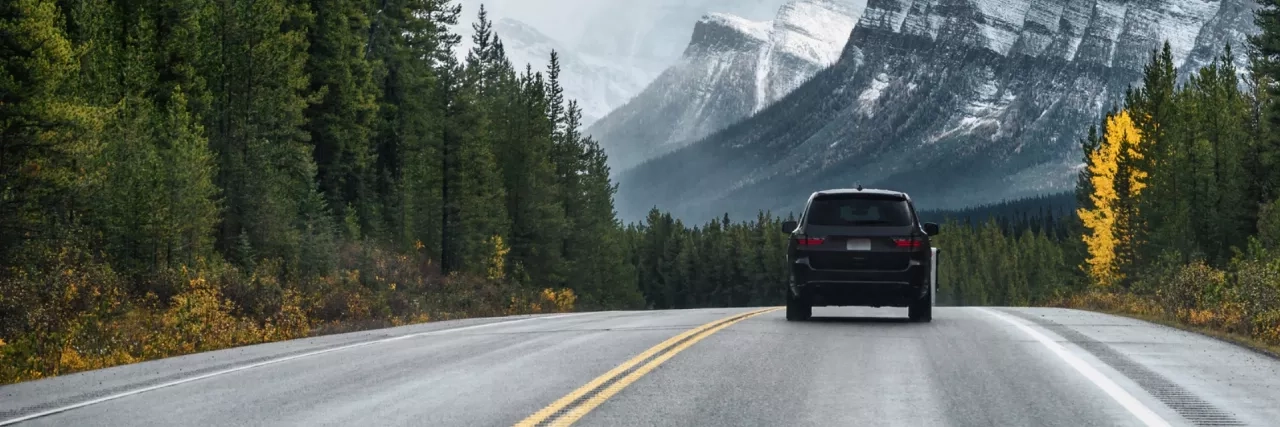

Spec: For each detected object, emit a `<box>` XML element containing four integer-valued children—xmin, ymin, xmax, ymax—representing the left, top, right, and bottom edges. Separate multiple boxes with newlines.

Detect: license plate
<box><xmin>845</xmin><ymin>238</ymin><xmax>871</xmax><ymax>251</ymax></box>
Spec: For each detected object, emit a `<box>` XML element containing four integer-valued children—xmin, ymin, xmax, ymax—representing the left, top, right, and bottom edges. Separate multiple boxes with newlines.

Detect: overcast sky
<box><xmin>453</xmin><ymin>0</ymin><xmax>609</xmax><ymax>45</ymax></box>
<box><xmin>453</xmin><ymin>0</ymin><xmax>790</xmax><ymax>65</ymax></box>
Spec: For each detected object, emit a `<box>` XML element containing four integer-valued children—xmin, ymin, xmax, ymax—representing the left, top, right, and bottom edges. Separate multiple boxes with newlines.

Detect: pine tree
<box><xmin>672</xmin><ymin>228</ymin><xmax>696</xmax><ymax>305</ymax></box>
<box><xmin>305</xmin><ymin>0</ymin><xmax>380</xmax><ymax>237</ymax></box>
<box><xmin>58</xmin><ymin>0</ymin><xmax>223</xmax><ymax>278</ymax></box>
<box><xmin>545</xmin><ymin>52</ymin><xmax>567</xmax><ymax>140</ymax></box>
<box><xmin>1129</xmin><ymin>44</ymin><xmax>1188</xmax><ymax>266</ymax></box>
<box><xmin>0</xmin><ymin>0</ymin><xmax>102</xmax><ymax>264</ymax></box>
<box><xmin>1066</xmin><ymin>126</ymin><xmax>1100</xmax><ymax>277</ymax></box>
<box><xmin>491</xmin><ymin>64</ymin><xmax>567</xmax><ymax>288</ymax></box>
<box><xmin>368</xmin><ymin>0</ymin><xmax>461</xmax><ymax>251</ymax></box>
<box><xmin>1112</xmin><ymin>117</ymin><xmax>1140</xmax><ymax>285</ymax></box>
<box><xmin>464</xmin><ymin>5</ymin><xmax>493</xmax><ymax>84</ymax></box>
<box><xmin>1251</xmin><ymin>0</ymin><xmax>1280</xmax><ymax>198</ymax></box>
<box><xmin>546</xmin><ymin>56</ymin><xmax>592</xmax><ymax>298</ymax></box>
<box><xmin>638</xmin><ymin>208</ymin><xmax>672</xmax><ymax>308</ymax></box>
<box><xmin>150</xmin><ymin>0</ymin><xmax>214</xmax><ymax>113</ymax></box>
<box><xmin>99</xmin><ymin>90</ymin><xmax>220</xmax><ymax>274</ymax></box>
<box><xmin>1184</xmin><ymin>47</ymin><xmax>1252</xmax><ymax>263</ymax></box>
<box><xmin>564</xmin><ymin>108</ymin><xmax>641</xmax><ymax>308</ymax></box>
<box><xmin>439</xmin><ymin>56</ymin><xmax>507</xmax><ymax>275</ymax></box>
<box><xmin>196</xmin><ymin>0</ymin><xmax>336</xmax><ymax>275</ymax></box>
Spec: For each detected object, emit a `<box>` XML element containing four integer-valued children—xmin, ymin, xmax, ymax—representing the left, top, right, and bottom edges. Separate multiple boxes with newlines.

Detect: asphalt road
<box><xmin>3</xmin><ymin>306</ymin><xmax>1279</xmax><ymax>427</ymax></box>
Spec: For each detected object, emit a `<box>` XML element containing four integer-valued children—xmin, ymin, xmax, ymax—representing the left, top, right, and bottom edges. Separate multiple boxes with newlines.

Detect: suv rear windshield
<box><xmin>805</xmin><ymin>195</ymin><xmax>913</xmax><ymax>226</ymax></box>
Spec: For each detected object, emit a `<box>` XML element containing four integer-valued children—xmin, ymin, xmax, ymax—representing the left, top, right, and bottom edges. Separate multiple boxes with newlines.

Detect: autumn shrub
<box><xmin>0</xmin><ymin>236</ymin><xmax>586</xmax><ymax>385</ymax></box>
<box><xmin>1049</xmin><ymin>290</ymin><xmax>1164</xmax><ymax>318</ymax></box>
<box><xmin>1060</xmin><ymin>247</ymin><xmax>1280</xmax><ymax>350</ymax></box>
<box><xmin>1161</xmin><ymin>261</ymin><xmax>1227</xmax><ymax>315</ymax></box>
<box><xmin>221</xmin><ymin>258</ymin><xmax>287</xmax><ymax>320</ymax></box>
<box><xmin>542</xmin><ymin>288</ymin><xmax>577</xmax><ymax>313</ymax></box>
<box><xmin>1255</xmin><ymin>310</ymin><xmax>1280</xmax><ymax>345</ymax></box>
<box><xmin>0</xmin><ymin>245</ymin><xmax>127</xmax><ymax>382</ymax></box>
<box><xmin>433</xmin><ymin>273</ymin><xmax>521</xmax><ymax>319</ymax></box>
<box><xmin>1225</xmin><ymin>255</ymin><xmax>1280</xmax><ymax>336</ymax></box>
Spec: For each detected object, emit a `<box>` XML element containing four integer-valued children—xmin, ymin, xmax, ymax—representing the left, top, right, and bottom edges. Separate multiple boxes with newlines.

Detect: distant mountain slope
<box><xmin>588</xmin><ymin>0</ymin><xmax>867</xmax><ymax>173</ymax></box>
<box><xmin>614</xmin><ymin>0</ymin><xmax>1258</xmax><ymax>223</ymax></box>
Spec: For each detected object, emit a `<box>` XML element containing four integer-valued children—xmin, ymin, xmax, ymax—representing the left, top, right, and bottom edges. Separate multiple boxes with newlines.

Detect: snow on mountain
<box><xmin>846</xmin><ymin>0</ymin><xmax>1231</xmax><ymax>69</ymax></box>
<box><xmin>571</xmin><ymin>0</ymin><xmax>791</xmax><ymax>66</ymax></box>
<box><xmin>703</xmin><ymin>13</ymin><xmax>774</xmax><ymax>41</ymax></box>
<box><xmin>614</xmin><ymin>0</ymin><xmax>1259</xmax><ymax>223</ymax></box>
<box><xmin>588</xmin><ymin>0</ymin><xmax>866</xmax><ymax>173</ymax></box>
<box><xmin>759</xmin><ymin>0</ymin><xmax>867</xmax><ymax>110</ymax></box>
<box><xmin>772</xmin><ymin>0</ymin><xmax>867</xmax><ymax>66</ymax></box>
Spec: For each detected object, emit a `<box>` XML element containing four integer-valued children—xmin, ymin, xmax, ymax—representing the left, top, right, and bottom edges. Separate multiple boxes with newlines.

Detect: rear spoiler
<box><xmin>813</xmin><ymin>193</ymin><xmax>907</xmax><ymax>201</ymax></box>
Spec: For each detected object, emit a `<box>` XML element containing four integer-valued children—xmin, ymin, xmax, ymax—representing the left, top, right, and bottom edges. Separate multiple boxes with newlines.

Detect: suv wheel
<box><xmin>786</xmin><ymin>288</ymin><xmax>811</xmax><ymax>321</ymax></box>
<box><xmin>908</xmin><ymin>291</ymin><xmax>932</xmax><ymax>322</ymax></box>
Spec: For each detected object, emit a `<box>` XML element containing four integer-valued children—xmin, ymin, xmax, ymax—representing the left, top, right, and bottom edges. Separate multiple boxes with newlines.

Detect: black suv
<box><xmin>781</xmin><ymin>188</ymin><xmax>939</xmax><ymax>322</ymax></box>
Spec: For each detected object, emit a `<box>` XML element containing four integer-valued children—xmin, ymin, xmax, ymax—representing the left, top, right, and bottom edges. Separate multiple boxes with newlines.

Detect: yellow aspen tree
<box><xmin>1078</xmin><ymin>110</ymin><xmax>1145</xmax><ymax>287</ymax></box>
<box><xmin>487</xmin><ymin>235</ymin><xmax>511</xmax><ymax>281</ymax></box>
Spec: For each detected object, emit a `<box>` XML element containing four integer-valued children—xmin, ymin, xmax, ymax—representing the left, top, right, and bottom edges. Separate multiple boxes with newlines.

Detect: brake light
<box><xmin>796</xmin><ymin>237</ymin><xmax>825</xmax><ymax>246</ymax></box>
<box><xmin>893</xmin><ymin>237</ymin><xmax>923</xmax><ymax>249</ymax></box>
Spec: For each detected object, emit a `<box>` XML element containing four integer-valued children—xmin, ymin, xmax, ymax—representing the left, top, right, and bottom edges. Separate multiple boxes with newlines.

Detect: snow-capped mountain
<box><xmin>614</xmin><ymin>0</ymin><xmax>1258</xmax><ymax>223</ymax></box>
<box><xmin>588</xmin><ymin>0</ymin><xmax>866</xmax><ymax>173</ymax></box>
<box><xmin>464</xmin><ymin>18</ymin><xmax>652</xmax><ymax>125</ymax></box>
<box><xmin>572</xmin><ymin>0</ymin><xmax>792</xmax><ymax>66</ymax></box>
<box><xmin>759</xmin><ymin>0</ymin><xmax>869</xmax><ymax>109</ymax></box>
<box><xmin>450</xmin><ymin>0</ymin><xmax>795</xmax><ymax>126</ymax></box>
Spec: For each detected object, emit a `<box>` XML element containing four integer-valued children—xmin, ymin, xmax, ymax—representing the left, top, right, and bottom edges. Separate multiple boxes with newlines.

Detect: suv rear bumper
<box><xmin>790</xmin><ymin>263</ymin><xmax>929</xmax><ymax>307</ymax></box>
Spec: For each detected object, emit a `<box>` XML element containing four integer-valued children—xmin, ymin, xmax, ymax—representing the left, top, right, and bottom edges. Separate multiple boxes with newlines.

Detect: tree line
<box><xmin>1</xmin><ymin>0</ymin><xmax>644</xmax><ymax>301</ymax></box>
<box><xmin>622</xmin><ymin>210</ymin><xmax>791</xmax><ymax>309</ymax></box>
<box><xmin>1077</xmin><ymin>40</ymin><xmax>1280</xmax><ymax>284</ymax></box>
<box><xmin>619</xmin><ymin>201</ymin><xmax>1083</xmax><ymax>311</ymax></box>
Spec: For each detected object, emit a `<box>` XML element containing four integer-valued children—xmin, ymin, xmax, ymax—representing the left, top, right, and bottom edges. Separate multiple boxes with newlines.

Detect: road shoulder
<box><xmin>1000</xmin><ymin>307</ymin><xmax>1280</xmax><ymax>427</ymax></box>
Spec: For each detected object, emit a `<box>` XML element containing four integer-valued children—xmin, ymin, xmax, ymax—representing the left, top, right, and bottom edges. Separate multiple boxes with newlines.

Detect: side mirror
<box><xmin>781</xmin><ymin>220</ymin><xmax>798</xmax><ymax>234</ymax></box>
<box><xmin>923</xmin><ymin>222</ymin><xmax>940</xmax><ymax>236</ymax></box>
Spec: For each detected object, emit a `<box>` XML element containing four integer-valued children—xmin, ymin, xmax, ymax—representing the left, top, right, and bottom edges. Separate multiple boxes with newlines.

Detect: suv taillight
<box><xmin>893</xmin><ymin>237</ymin><xmax>923</xmax><ymax>249</ymax></box>
<box><xmin>796</xmin><ymin>237</ymin><xmax>825</xmax><ymax>246</ymax></box>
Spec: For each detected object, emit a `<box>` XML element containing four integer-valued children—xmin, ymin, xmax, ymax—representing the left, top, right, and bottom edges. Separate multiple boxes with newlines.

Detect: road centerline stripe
<box><xmin>0</xmin><ymin>312</ymin><xmax>594</xmax><ymax>426</ymax></box>
<box><xmin>975</xmin><ymin>308</ymin><xmax>1171</xmax><ymax>427</ymax></box>
<box><xmin>515</xmin><ymin>307</ymin><xmax>781</xmax><ymax>427</ymax></box>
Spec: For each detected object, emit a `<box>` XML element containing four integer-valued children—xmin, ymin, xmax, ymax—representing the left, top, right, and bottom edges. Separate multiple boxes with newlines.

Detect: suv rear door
<box><xmin>794</xmin><ymin>193</ymin><xmax>925</xmax><ymax>271</ymax></box>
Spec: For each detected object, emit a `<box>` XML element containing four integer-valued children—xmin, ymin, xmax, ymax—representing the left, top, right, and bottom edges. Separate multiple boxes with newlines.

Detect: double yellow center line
<box><xmin>514</xmin><ymin>307</ymin><xmax>781</xmax><ymax>427</ymax></box>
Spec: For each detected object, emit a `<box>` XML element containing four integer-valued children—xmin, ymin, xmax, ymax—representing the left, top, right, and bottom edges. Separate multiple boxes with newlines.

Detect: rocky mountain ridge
<box><xmin>613</xmin><ymin>0</ymin><xmax>1259</xmax><ymax>222</ymax></box>
<box><xmin>587</xmin><ymin>0</ymin><xmax>867</xmax><ymax>172</ymax></box>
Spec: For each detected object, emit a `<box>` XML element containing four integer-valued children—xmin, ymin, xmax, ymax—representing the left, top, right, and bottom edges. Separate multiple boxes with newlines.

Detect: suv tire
<box><xmin>786</xmin><ymin>290</ymin><xmax>812</xmax><ymax>321</ymax></box>
<box><xmin>908</xmin><ymin>291</ymin><xmax>932</xmax><ymax>322</ymax></box>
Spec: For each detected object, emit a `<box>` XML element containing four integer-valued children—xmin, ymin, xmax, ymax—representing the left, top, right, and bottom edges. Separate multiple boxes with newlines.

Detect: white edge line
<box><xmin>974</xmin><ymin>308</ymin><xmax>1172</xmax><ymax>427</ymax></box>
<box><xmin>0</xmin><ymin>312</ymin><xmax>595</xmax><ymax>426</ymax></box>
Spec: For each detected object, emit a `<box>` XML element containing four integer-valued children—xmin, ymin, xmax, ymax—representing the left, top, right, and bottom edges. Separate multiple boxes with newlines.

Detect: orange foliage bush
<box><xmin>1256</xmin><ymin>310</ymin><xmax>1280</xmax><ymax>344</ymax></box>
<box><xmin>1</xmin><ymin>240</ymin><xmax>580</xmax><ymax>385</ymax></box>
<box><xmin>1058</xmin><ymin>258</ymin><xmax>1280</xmax><ymax>349</ymax></box>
